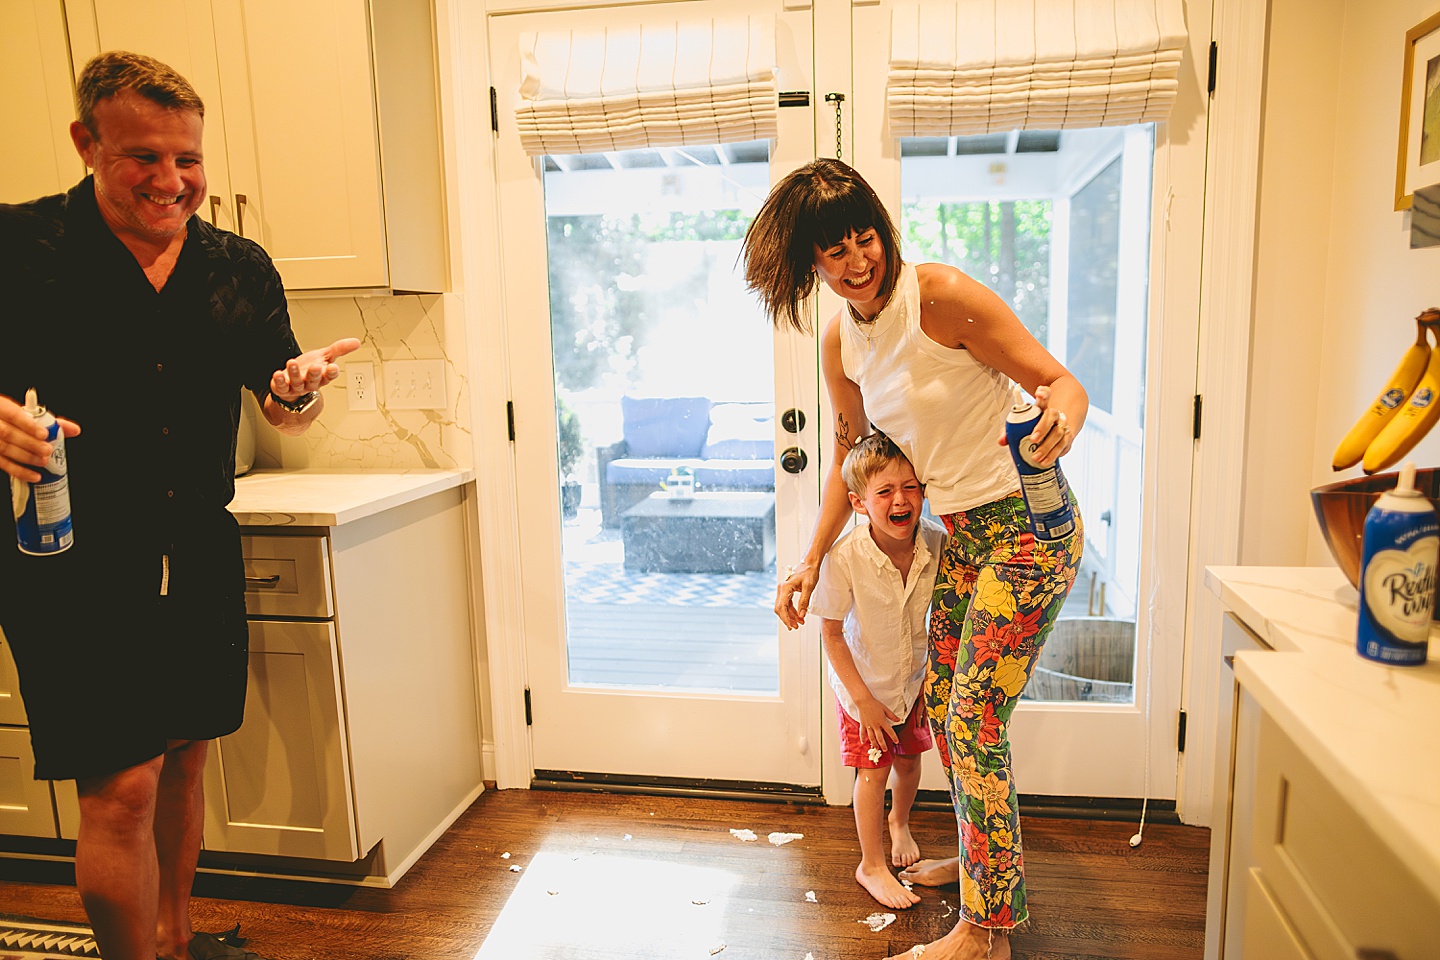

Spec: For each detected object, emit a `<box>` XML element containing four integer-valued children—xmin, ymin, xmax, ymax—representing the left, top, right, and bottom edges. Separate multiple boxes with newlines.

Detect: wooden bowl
<box><xmin>1310</xmin><ymin>468</ymin><xmax>1440</xmax><ymax>588</ymax></box>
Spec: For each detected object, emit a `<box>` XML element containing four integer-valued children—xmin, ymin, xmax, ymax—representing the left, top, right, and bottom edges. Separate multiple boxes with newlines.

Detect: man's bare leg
<box><xmin>899</xmin><ymin>856</ymin><xmax>961</xmax><ymax>886</ymax></box>
<box><xmin>75</xmin><ymin>756</ymin><xmax>165</xmax><ymax>960</ymax></box>
<box><xmin>853</xmin><ymin>766</ymin><xmax>921</xmax><ymax>909</ymax></box>
<box><xmin>887</xmin><ymin>919</ymin><xmax>1011</xmax><ymax>959</ymax></box>
<box><xmin>155</xmin><ymin>739</ymin><xmax>208</xmax><ymax>960</ymax></box>
<box><xmin>886</xmin><ymin>754</ymin><xmax>922</xmax><ymax>868</ymax></box>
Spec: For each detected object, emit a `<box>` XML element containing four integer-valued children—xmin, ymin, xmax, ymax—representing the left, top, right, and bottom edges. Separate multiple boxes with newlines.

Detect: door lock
<box><xmin>780</xmin><ymin>447</ymin><xmax>808</xmax><ymax>474</ymax></box>
<box><xmin>781</xmin><ymin>408</ymin><xmax>806</xmax><ymax>433</ymax></box>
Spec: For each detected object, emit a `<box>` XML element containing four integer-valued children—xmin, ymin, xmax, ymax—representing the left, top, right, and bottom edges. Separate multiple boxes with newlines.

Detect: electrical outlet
<box><xmin>347</xmin><ymin>361</ymin><xmax>376</xmax><ymax>411</ymax></box>
<box><xmin>386</xmin><ymin>359</ymin><xmax>446</xmax><ymax>410</ymax></box>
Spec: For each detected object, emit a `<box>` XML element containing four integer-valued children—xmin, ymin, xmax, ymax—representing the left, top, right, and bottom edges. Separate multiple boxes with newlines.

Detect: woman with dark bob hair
<box><xmin>742</xmin><ymin>159</ymin><xmax>1087</xmax><ymax>960</ymax></box>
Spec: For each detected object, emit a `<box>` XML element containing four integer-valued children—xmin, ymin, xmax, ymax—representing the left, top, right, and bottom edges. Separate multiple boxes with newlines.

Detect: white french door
<box><xmin>489</xmin><ymin>0</ymin><xmax>825</xmax><ymax>788</ymax></box>
<box><xmin>843</xmin><ymin>0</ymin><xmax>1210</xmax><ymax>799</ymax></box>
<box><xmin>489</xmin><ymin>0</ymin><xmax>1209</xmax><ymax>799</ymax></box>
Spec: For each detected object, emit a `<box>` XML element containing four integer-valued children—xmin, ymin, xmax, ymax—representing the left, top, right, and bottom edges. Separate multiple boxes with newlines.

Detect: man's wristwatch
<box><xmin>271</xmin><ymin>390</ymin><xmax>320</xmax><ymax>415</ymax></box>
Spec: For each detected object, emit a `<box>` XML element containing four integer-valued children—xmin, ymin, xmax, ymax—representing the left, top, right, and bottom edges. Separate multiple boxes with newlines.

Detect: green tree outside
<box><xmin>901</xmin><ymin>200</ymin><xmax>1052</xmax><ymax>342</ymax></box>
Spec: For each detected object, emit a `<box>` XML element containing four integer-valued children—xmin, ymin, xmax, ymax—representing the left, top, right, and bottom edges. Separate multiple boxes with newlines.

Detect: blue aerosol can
<box><xmin>10</xmin><ymin>388</ymin><xmax>73</xmax><ymax>556</ymax></box>
<box><xmin>1357</xmin><ymin>461</ymin><xmax>1436</xmax><ymax>666</ymax></box>
<box><xmin>1005</xmin><ymin>401</ymin><xmax>1076</xmax><ymax>541</ymax></box>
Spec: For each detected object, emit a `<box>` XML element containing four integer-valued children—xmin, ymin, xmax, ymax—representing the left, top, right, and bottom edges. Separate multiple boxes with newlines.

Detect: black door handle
<box><xmin>781</xmin><ymin>408</ymin><xmax>806</xmax><ymax>433</ymax></box>
<box><xmin>780</xmin><ymin>447</ymin><xmax>808</xmax><ymax>474</ymax></box>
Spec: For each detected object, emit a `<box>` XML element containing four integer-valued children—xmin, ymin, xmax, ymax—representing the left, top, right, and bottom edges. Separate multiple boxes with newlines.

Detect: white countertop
<box><xmin>1205</xmin><ymin>565</ymin><xmax>1440</xmax><ymax>902</ymax></box>
<box><xmin>229</xmin><ymin>468</ymin><xmax>474</xmax><ymax>526</ymax></box>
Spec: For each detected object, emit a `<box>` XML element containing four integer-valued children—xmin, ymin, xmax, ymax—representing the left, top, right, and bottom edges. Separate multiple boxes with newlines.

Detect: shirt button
<box><xmin>162</xmin><ymin>427</ymin><xmax>170</xmax><ymax>435</ymax></box>
<box><xmin>167</xmin><ymin>490</ymin><xmax>175</xmax><ymax>498</ymax></box>
<box><xmin>156</xmin><ymin>363</ymin><xmax>164</xmax><ymax>373</ymax></box>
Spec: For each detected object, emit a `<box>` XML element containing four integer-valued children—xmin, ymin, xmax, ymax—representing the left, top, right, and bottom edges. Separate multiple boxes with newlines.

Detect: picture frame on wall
<box><xmin>1395</xmin><ymin>10</ymin><xmax>1440</xmax><ymax>211</ymax></box>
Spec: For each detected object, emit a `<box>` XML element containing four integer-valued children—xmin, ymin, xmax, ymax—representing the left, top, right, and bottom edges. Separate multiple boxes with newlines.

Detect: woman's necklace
<box><xmin>849</xmin><ymin>303</ymin><xmax>880</xmax><ymax>351</ymax></box>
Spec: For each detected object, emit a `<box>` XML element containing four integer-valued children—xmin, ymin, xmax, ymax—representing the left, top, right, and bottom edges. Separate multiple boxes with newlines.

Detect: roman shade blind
<box><xmin>886</xmin><ymin>0</ymin><xmax>1188</xmax><ymax>138</ymax></box>
<box><xmin>514</xmin><ymin>16</ymin><xmax>779</xmax><ymax>156</ymax></box>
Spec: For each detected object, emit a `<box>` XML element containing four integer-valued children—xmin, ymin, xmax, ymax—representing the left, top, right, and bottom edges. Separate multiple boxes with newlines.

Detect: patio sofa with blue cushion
<box><xmin>596</xmin><ymin>396</ymin><xmax>775</xmax><ymax>528</ymax></box>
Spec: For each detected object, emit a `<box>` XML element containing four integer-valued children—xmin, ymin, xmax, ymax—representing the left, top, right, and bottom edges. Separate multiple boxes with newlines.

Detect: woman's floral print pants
<box><xmin>927</xmin><ymin>493</ymin><xmax>1083</xmax><ymax>929</ymax></box>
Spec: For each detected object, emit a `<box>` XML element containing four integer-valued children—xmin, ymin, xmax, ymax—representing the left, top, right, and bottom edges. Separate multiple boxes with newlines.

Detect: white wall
<box><xmin>1243</xmin><ymin>0</ymin><xmax>1440</xmax><ymax>567</ymax></box>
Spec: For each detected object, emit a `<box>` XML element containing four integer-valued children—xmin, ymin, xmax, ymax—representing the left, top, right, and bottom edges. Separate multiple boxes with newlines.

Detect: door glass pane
<box><xmin>900</xmin><ymin>126</ymin><xmax>1154</xmax><ymax>705</ymax></box>
<box><xmin>543</xmin><ymin>142</ymin><xmax>779</xmax><ymax>694</ymax></box>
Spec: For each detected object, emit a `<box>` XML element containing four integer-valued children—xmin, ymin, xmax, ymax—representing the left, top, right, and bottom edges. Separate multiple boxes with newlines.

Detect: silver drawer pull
<box><xmin>245</xmin><ymin>574</ymin><xmax>282</xmax><ymax>587</ymax></box>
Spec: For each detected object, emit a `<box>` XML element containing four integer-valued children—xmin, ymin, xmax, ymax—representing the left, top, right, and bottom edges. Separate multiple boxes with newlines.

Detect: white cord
<box><xmin>1131</xmin><ymin>177</ymin><xmax>1177</xmax><ymax>850</ymax></box>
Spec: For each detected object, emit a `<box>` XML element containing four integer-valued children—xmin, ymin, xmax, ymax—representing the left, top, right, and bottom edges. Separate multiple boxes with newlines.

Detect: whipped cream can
<box><xmin>11</xmin><ymin>388</ymin><xmax>73</xmax><ymax>556</ymax></box>
<box><xmin>1357</xmin><ymin>462</ymin><xmax>1435</xmax><ymax>665</ymax></box>
<box><xmin>1005</xmin><ymin>402</ymin><xmax>1076</xmax><ymax>541</ymax></box>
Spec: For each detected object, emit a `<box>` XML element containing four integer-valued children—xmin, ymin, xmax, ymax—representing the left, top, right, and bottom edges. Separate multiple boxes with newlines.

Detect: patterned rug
<box><xmin>0</xmin><ymin>917</ymin><xmax>99</xmax><ymax>959</ymax></box>
<box><xmin>563</xmin><ymin>559</ymin><xmax>775</xmax><ymax>607</ymax></box>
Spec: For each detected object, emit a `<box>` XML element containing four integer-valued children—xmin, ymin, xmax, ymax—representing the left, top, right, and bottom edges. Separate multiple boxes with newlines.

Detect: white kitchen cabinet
<box><xmin>206</xmin><ymin>483</ymin><xmax>482</xmax><ymax>885</ymax></box>
<box><xmin>1244</xmin><ymin>711</ymin><xmax>1439</xmax><ymax>959</ymax></box>
<box><xmin>0</xmin><ymin>0</ymin><xmax>82</xmax><ymax>203</ymax></box>
<box><xmin>64</xmin><ymin>0</ymin><xmax>447</xmax><ymax>293</ymax></box>
<box><xmin>1205</xmin><ymin>567</ymin><xmax>1440</xmax><ymax>960</ymax></box>
<box><xmin>0</xmin><ymin>629</ymin><xmax>54</xmax><ymax>839</ymax></box>
<box><xmin>1204</xmin><ymin>612</ymin><xmax>1269</xmax><ymax>960</ymax></box>
<box><xmin>0</xmin><ymin>630</ymin><xmax>78</xmax><ymax>841</ymax></box>
<box><xmin>203</xmin><ymin>617</ymin><xmax>360</xmax><ymax>862</ymax></box>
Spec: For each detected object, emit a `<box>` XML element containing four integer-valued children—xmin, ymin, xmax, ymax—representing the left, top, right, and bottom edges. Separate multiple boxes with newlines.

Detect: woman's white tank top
<box><xmin>839</xmin><ymin>262</ymin><xmax>1020</xmax><ymax>515</ymax></box>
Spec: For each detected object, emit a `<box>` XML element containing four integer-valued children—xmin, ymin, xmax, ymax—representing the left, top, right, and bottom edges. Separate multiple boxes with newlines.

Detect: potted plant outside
<box><xmin>556</xmin><ymin>398</ymin><xmax>584</xmax><ymax>520</ymax></box>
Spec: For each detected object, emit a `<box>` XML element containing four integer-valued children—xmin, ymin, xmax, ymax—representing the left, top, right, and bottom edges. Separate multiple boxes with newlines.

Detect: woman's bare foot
<box><xmin>856</xmin><ymin>861</ymin><xmax>922</xmax><ymax>909</ymax></box>
<box><xmin>898</xmin><ymin>856</ymin><xmax>960</xmax><ymax>887</ymax></box>
<box><xmin>886</xmin><ymin>921</ymin><xmax>1010</xmax><ymax>959</ymax></box>
<box><xmin>889</xmin><ymin>816</ymin><xmax>921</xmax><ymax>867</ymax></box>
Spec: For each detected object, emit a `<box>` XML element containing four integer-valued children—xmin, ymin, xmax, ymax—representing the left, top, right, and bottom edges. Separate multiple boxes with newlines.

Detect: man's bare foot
<box><xmin>898</xmin><ymin>856</ymin><xmax>960</xmax><ymax>887</ymax></box>
<box><xmin>885</xmin><ymin>921</ymin><xmax>1010</xmax><ymax>959</ymax></box>
<box><xmin>856</xmin><ymin>861</ymin><xmax>922</xmax><ymax>909</ymax></box>
<box><xmin>889</xmin><ymin>818</ymin><xmax>921</xmax><ymax>867</ymax></box>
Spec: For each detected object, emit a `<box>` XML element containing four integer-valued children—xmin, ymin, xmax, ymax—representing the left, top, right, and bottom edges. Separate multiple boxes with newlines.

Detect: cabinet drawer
<box><xmin>0</xmin><ymin>627</ymin><xmax>27</xmax><ymax>726</ymax></box>
<box><xmin>0</xmin><ymin>728</ymin><xmax>57</xmax><ymax>838</ymax></box>
<box><xmin>1253</xmin><ymin>713</ymin><xmax>1440</xmax><ymax>959</ymax></box>
<box><xmin>241</xmin><ymin>534</ymin><xmax>333</xmax><ymax>619</ymax></box>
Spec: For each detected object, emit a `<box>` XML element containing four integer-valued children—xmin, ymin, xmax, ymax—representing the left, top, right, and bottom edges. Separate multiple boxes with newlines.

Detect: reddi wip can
<box><xmin>11</xmin><ymin>388</ymin><xmax>73</xmax><ymax>556</ymax></box>
<box><xmin>1356</xmin><ymin>462</ymin><xmax>1435</xmax><ymax>666</ymax></box>
<box><xmin>1005</xmin><ymin>401</ymin><xmax>1076</xmax><ymax>541</ymax></box>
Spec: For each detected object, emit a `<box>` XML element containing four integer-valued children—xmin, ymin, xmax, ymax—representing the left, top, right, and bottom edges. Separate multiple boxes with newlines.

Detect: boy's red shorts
<box><xmin>836</xmin><ymin>694</ymin><xmax>932</xmax><ymax>768</ymax></box>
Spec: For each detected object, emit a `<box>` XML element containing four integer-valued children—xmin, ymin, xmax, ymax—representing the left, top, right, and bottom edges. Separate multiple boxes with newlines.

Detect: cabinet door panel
<box><xmin>212</xmin><ymin>0</ymin><xmax>387</xmax><ymax>289</ymax></box>
<box><xmin>0</xmin><ymin>0</ymin><xmax>82</xmax><ymax>202</ymax></box>
<box><xmin>1242</xmin><ymin>870</ymin><xmax>1316</xmax><ymax>960</ymax></box>
<box><xmin>203</xmin><ymin>619</ymin><xmax>358</xmax><ymax>861</ymax></box>
<box><xmin>0</xmin><ymin>728</ymin><xmax>57</xmax><ymax>838</ymax></box>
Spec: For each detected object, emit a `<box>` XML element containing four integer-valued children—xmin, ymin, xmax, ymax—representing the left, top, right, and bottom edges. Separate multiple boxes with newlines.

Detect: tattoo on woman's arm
<box><xmin>836</xmin><ymin>413</ymin><xmax>857</xmax><ymax>451</ymax></box>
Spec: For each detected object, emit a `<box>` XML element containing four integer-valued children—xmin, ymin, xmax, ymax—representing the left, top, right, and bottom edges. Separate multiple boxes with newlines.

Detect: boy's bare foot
<box><xmin>886</xmin><ymin>922</ymin><xmax>1010</xmax><ymax>959</ymax></box>
<box><xmin>856</xmin><ymin>862</ymin><xmax>922</xmax><ymax>909</ymax></box>
<box><xmin>889</xmin><ymin>818</ymin><xmax>921</xmax><ymax>867</ymax></box>
<box><xmin>898</xmin><ymin>856</ymin><xmax>960</xmax><ymax>886</ymax></box>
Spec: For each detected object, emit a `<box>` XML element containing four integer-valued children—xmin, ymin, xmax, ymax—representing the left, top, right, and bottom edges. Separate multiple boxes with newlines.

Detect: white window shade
<box><xmin>514</xmin><ymin>16</ymin><xmax>778</xmax><ymax>157</ymax></box>
<box><xmin>887</xmin><ymin>0</ymin><xmax>1188</xmax><ymax>138</ymax></box>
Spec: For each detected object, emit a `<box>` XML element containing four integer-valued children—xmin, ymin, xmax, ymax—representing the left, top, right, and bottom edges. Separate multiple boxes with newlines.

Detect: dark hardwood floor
<box><xmin>0</xmin><ymin>789</ymin><xmax>1210</xmax><ymax>959</ymax></box>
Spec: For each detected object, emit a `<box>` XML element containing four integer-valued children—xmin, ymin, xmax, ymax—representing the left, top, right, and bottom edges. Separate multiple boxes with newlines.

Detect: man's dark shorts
<box><xmin>1</xmin><ymin>536</ymin><xmax>249</xmax><ymax>782</ymax></box>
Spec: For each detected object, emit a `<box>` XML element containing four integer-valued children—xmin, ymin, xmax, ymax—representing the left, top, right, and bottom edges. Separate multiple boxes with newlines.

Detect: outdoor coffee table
<box><xmin>621</xmin><ymin>491</ymin><xmax>776</xmax><ymax>574</ymax></box>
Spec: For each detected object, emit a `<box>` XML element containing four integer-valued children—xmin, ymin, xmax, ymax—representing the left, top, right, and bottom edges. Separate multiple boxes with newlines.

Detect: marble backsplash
<box><xmin>250</xmin><ymin>292</ymin><xmax>473</xmax><ymax>471</ymax></box>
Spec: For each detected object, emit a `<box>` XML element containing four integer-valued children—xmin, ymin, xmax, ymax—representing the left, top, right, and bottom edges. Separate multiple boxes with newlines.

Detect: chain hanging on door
<box><xmin>824</xmin><ymin>92</ymin><xmax>845</xmax><ymax>160</ymax></box>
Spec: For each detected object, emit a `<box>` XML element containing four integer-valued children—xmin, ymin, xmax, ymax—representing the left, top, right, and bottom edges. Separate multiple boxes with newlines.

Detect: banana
<box><xmin>1332</xmin><ymin>315</ymin><xmax>1432</xmax><ymax>469</ymax></box>
<box><xmin>1363</xmin><ymin>309</ymin><xmax>1440</xmax><ymax>473</ymax></box>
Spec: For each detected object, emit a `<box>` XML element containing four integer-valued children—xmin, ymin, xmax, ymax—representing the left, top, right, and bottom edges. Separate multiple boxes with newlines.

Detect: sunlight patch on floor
<box><xmin>472</xmin><ymin>850</ymin><xmax>742</xmax><ymax>958</ymax></box>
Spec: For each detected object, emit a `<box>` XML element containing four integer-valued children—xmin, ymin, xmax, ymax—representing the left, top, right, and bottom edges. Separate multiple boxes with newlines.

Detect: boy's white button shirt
<box><xmin>808</xmin><ymin>516</ymin><xmax>948</xmax><ymax>722</ymax></box>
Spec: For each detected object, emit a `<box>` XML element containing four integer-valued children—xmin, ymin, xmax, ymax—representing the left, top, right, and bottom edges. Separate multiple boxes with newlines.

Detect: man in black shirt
<box><xmin>0</xmin><ymin>52</ymin><xmax>357</xmax><ymax>960</ymax></box>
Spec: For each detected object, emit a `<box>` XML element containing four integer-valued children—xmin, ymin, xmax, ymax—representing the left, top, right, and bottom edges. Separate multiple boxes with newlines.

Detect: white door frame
<box><xmin>450</xmin><ymin>0</ymin><xmax>1270</xmax><ymax>807</ymax></box>
<box><xmin>1176</xmin><ymin>0</ymin><xmax>1269</xmax><ymax>827</ymax></box>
